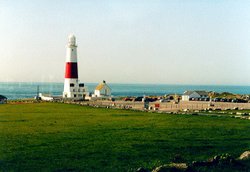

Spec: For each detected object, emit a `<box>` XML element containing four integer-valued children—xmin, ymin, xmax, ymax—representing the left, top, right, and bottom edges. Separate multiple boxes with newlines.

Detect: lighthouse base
<box><xmin>63</xmin><ymin>78</ymin><xmax>88</xmax><ymax>99</ymax></box>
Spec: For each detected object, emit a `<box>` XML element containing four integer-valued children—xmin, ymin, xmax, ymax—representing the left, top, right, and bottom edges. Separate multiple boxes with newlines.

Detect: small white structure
<box><xmin>182</xmin><ymin>91</ymin><xmax>209</xmax><ymax>101</ymax></box>
<box><xmin>94</xmin><ymin>80</ymin><xmax>111</xmax><ymax>97</ymax></box>
<box><xmin>39</xmin><ymin>93</ymin><xmax>54</xmax><ymax>101</ymax></box>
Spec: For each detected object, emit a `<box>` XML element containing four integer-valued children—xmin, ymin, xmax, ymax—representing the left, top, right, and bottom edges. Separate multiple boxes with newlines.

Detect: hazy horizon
<box><xmin>1</xmin><ymin>81</ymin><xmax>250</xmax><ymax>87</ymax></box>
<box><xmin>1</xmin><ymin>0</ymin><xmax>250</xmax><ymax>85</ymax></box>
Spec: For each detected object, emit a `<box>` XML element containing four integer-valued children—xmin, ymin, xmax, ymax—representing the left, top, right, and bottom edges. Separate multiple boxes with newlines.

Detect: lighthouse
<box><xmin>63</xmin><ymin>34</ymin><xmax>86</xmax><ymax>99</ymax></box>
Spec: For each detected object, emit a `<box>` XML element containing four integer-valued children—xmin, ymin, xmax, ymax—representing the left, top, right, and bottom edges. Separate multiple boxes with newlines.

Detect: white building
<box><xmin>62</xmin><ymin>34</ymin><xmax>88</xmax><ymax>99</ymax></box>
<box><xmin>39</xmin><ymin>93</ymin><xmax>54</xmax><ymax>101</ymax></box>
<box><xmin>182</xmin><ymin>91</ymin><xmax>209</xmax><ymax>101</ymax></box>
<box><xmin>94</xmin><ymin>81</ymin><xmax>111</xmax><ymax>97</ymax></box>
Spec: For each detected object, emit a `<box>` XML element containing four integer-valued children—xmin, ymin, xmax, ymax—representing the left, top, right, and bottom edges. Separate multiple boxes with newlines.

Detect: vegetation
<box><xmin>0</xmin><ymin>103</ymin><xmax>250</xmax><ymax>171</ymax></box>
<box><xmin>210</xmin><ymin>92</ymin><xmax>237</xmax><ymax>99</ymax></box>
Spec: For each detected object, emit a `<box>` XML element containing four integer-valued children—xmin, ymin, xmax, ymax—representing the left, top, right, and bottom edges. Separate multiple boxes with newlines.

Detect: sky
<box><xmin>0</xmin><ymin>0</ymin><xmax>250</xmax><ymax>85</ymax></box>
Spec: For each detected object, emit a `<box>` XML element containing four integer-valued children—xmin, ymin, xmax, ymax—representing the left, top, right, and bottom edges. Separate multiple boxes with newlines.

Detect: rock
<box><xmin>217</xmin><ymin>153</ymin><xmax>234</xmax><ymax>164</ymax></box>
<box><xmin>241</xmin><ymin>113</ymin><xmax>249</xmax><ymax>116</ymax></box>
<box><xmin>136</xmin><ymin>167</ymin><xmax>150</xmax><ymax>172</ymax></box>
<box><xmin>192</xmin><ymin>154</ymin><xmax>234</xmax><ymax>168</ymax></box>
<box><xmin>152</xmin><ymin>163</ymin><xmax>188</xmax><ymax>172</ymax></box>
<box><xmin>239</xmin><ymin>151</ymin><xmax>250</xmax><ymax>160</ymax></box>
<box><xmin>207</xmin><ymin>155</ymin><xmax>220</xmax><ymax>164</ymax></box>
<box><xmin>152</xmin><ymin>165</ymin><xmax>168</xmax><ymax>172</ymax></box>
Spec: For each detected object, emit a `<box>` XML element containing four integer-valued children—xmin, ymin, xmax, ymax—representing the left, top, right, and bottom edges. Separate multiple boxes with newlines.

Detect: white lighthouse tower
<box><xmin>63</xmin><ymin>34</ymin><xmax>86</xmax><ymax>99</ymax></box>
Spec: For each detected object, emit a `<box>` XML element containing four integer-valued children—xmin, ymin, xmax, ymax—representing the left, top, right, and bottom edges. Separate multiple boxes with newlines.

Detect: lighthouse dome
<box><xmin>68</xmin><ymin>34</ymin><xmax>76</xmax><ymax>45</ymax></box>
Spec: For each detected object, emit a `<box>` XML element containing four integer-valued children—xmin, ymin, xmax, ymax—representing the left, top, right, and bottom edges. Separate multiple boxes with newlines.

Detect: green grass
<box><xmin>0</xmin><ymin>103</ymin><xmax>250</xmax><ymax>171</ymax></box>
<box><xmin>199</xmin><ymin>109</ymin><xmax>250</xmax><ymax>117</ymax></box>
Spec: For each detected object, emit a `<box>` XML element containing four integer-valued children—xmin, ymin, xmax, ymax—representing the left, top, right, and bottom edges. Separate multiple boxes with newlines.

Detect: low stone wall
<box><xmin>74</xmin><ymin>100</ymin><xmax>250</xmax><ymax>112</ymax></box>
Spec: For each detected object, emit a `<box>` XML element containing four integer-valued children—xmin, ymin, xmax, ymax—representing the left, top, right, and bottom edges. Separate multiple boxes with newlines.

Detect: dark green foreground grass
<box><xmin>0</xmin><ymin>103</ymin><xmax>250</xmax><ymax>171</ymax></box>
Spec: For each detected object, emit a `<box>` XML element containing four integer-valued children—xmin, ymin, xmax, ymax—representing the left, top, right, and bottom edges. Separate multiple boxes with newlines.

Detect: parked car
<box><xmin>213</xmin><ymin>98</ymin><xmax>221</xmax><ymax>102</ymax></box>
<box><xmin>220</xmin><ymin>98</ymin><xmax>227</xmax><ymax>102</ymax></box>
<box><xmin>231</xmin><ymin>98</ymin><xmax>247</xmax><ymax>103</ymax></box>
<box><xmin>159</xmin><ymin>99</ymin><xmax>170</xmax><ymax>102</ymax></box>
<box><xmin>238</xmin><ymin>99</ymin><xmax>247</xmax><ymax>103</ymax></box>
<box><xmin>134</xmin><ymin>96</ymin><xmax>143</xmax><ymax>102</ymax></box>
<box><xmin>168</xmin><ymin>96</ymin><xmax>174</xmax><ymax>100</ymax></box>
<box><xmin>145</xmin><ymin>97</ymin><xmax>157</xmax><ymax>102</ymax></box>
<box><xmin>124</xmin><ymin>97</ymin><xmax>133</xmax><ymax>101</ymax></box>
<box><xmin>204</xmin><ymin>98</ymin><xmax>210</xmax><ymax>101</ymax></box>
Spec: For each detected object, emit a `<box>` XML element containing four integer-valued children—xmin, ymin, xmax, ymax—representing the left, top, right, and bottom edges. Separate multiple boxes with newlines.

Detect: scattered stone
<box><xmin>152</xmin><ymin>163</ymin><xmax>188</xmax><ymax>172</ymax></box>
<box><xmin>236</xmin><ymin>112</ymin><xmax>242</xmax><ymax>115</ymax></box>
<box><xmin>239</xmin><ymin>151</ymin><xmax>250</xmax><ymax>160</ymax></box>
<box><xmin>136</xmin><ymin>167</ymin><xmax>150</xmax><ymax>172</ymax></box>
<box><xmin>148</xmin><ymin>152</ymin><xmax>250</xmax><ymax>172</ymax></box>
<box><xmin>190</xmin><ymin>153</ymin><xmax>236</xmax><ymax>171</ymax></box>
<box><xmin>241</xmin><ymin>113</ymin><xmax>249</xmax><ymax>116</ymax></box>
<box><xmin>217</xmin><ymin>153</ymin><xmax>234</xmax><ymax>164</ymax></box>
<box><xmin>233</xmin><ymin>107</ymin><xmax>239</xmax><ymax>110</ymax></box>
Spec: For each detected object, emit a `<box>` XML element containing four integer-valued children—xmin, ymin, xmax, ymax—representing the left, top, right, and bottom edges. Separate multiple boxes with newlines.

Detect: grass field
<box><xmin>0</xmin><ymin>103</ymin><xmax>250</xmax><ymax>171</ymax></box>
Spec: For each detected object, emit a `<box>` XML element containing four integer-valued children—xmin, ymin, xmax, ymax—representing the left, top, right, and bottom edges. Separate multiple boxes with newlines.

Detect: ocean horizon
<box><xmin>0</xmin><ymin>82</ymin><xmax>250</xmax><ymax>100</ymax></box>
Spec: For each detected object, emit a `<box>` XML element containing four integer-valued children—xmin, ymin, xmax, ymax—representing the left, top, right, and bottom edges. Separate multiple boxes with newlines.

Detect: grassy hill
<box><xmin>0</xmin><ymin>103</ymin><xmax>249</xmax><ymax>171</ymax></box>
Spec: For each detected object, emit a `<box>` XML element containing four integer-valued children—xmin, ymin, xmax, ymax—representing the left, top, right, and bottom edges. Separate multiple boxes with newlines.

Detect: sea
<box><xmin>0</xmin><ymin>82</ymin><xmax>250</xmax><ymax>100</ymax></box>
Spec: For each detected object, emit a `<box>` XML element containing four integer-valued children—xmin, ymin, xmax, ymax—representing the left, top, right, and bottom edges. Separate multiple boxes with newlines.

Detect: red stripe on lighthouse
<box><xmin>65</xmin><ymin>62</ymin><xmax>78</xmax><ymax>78</ymax></box>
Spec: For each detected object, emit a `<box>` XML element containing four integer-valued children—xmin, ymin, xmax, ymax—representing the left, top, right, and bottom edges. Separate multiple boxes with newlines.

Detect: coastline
<box><xmin>1</xmin><ymin>82</ymin><xmax>250</xmax><ymax>100</ymax></box>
